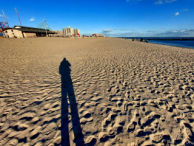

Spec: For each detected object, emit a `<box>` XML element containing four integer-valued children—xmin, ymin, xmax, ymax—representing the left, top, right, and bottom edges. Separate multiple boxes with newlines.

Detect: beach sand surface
<box><xmin>0</xmin><ymin>38</ymin><xmax>194</xmax><ymax>146</ymax></box>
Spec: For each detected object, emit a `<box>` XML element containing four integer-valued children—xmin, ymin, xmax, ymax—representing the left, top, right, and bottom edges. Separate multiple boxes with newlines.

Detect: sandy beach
<box><xmin>0</xmin><ymin>37</ymin><xmax>194</xmax><ymax>146</ymax></box>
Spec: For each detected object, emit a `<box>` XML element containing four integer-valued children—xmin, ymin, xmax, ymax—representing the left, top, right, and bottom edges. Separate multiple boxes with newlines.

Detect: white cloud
<box><xmin>120</xmin><ymin>29</ymin><xmax>130</xmax><ymax>31</ymax></box>
<box><xmin>102</xmin><ymin>28</ymin><xmax>194</xmax><ymax>37</ymax></box>
<box><xmin>175</xmin><ymin>12</ymin><xmax>179</xmax><ymax>16</ymax></box>
<box><xmin>30</xmin><ymin>17</ymin><xmax>34</xmax><ymax>21</ymax></box>
<box><xmin>155</xmin><ymin>0</ymin><xmax>163</xmax><ymax>4</ymax></box>
<box><xmin>156</xmin><ymin>29</ymin><xmax>192</xmax><ymax>37</ymax></box>
<box><xmin>102</xmin><ymin>29</ymin><xmax>114</xmax><ymax>33</ymax></box>
<box><xmin>155</xmin><ymin>0</ymin><xmax>177</xmax><ymax>4</ymax></box>
<box><xmin>173</xmin><ymin>9</ymin><xmax>188</xmax><ymax>17</ymax></box>
<box><xmin>126</xmin><ymin>0</ymin><xmax>177</xmax><ymax>4</ymax></box>
<box><xmin>165</xmin><ymin>0</ymin><xmax>177</xmax><ymax>3</ymax></box>
<box><xmin>126</xmin><ymin>0</ymin><xmax>141</xmax><ymax>2</ymax></box>
<box><xmin>181</xmin><ymin>9</ymin><xmax>188</xmax><ymax>12</ymax></box>
<box><xmin>0</xmin><ymin>15</ymin><xmax>9</xmax><ymax>19</ymax></box>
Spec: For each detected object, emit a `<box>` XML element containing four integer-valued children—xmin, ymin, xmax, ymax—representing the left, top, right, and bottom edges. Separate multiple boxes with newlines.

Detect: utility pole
<box><xmin>15</xmin><ymin>8</ymin><xmax>22</xmax><ymax>26</ymax></box>
<box><xmin>44</xmin><ymin>19</ymin><xmax>48</xmax><ymax>37</ymax></box>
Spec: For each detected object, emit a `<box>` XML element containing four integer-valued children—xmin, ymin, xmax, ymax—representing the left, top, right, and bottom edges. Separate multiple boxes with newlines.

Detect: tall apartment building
<box><xmin>63</xmin><ymin>26</ymin><xmax>80</xmax><ymax>36</ymax></box>
<box><xmin>63</xmin><ymin>28</ymin><xmax>67</xmax><ymax>36</ymax></box>
<box><xmin>63</xmin><ymin>26</ymin><xmax>74</xmax><ymax>36</ymax></box>
<box><xmin>74</xmin><ymin>29</ymin><xmax>80</xmax><ymax>35</ymax></box>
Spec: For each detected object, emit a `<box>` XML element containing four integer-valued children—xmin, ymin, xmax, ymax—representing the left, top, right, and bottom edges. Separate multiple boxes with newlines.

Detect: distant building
<box><xmin>63</xmin><ymin>28</ymin><xmax>67</xmax><ymax>36</ymax></box>
<box><xmin>92</xmin><ymin>33</ymin><xmax>99</xmax><ymax>37</ymax></box>
<box><xmin>63</xmin><ymin>26</ymin><xmax>74</xmax><ymax>36</ymax></box>
<box><xmin>3</xmin><ymin>25</ymin><xmax>56</xmax><ymax>38</ymax></box>
<box><xmin>63</xmin><ymin>26</ymin><xmax>80</xmax><ymax>36</ymax></box>
<box><xmin>100</xmin><ymin>34</ymin><xmax>105</xmax><ymax>37</ymax></box>
<box><xmin>92</xmin><ymin>34</ymin><xmax>105</xmax><ymax>37</ymax></box>
<box><xmin>4</xmin><ymin>28</ymin><xmax>24</xmax><ymax>38</ymax></box>
<box><xmin>56</xmin><ymin>30</ymin><xmax>63</xmax><ymax>36</ymax></box>
<box><xmin>74</xmin><ymin>29</ymin><xmax>80</xmax><ymax>36</ymax></box>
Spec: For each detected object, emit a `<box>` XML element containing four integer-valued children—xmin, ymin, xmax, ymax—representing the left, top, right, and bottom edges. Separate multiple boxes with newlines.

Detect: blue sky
<box><xmin>0</xmin><ymin>0</ymin><xmax>193</xmax><ymax>37</ymax></box>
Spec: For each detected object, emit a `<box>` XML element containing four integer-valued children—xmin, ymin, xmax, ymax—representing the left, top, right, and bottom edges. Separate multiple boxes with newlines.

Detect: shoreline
<box><xmin>118</xmin><ymin>37</ymin><xmax>194</xmax><ymax>49</ymax></box>
<box><xmin>147</xmin><ymin>41</ymin><xmax>194</xmax><ymax>50</ymax></box>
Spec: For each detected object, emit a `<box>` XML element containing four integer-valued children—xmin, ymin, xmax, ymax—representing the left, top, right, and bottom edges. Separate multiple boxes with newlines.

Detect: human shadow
<box><xmin>59</xmin><ymin>58</ymin><xmax>85</xmax><ymax>146</ymax></box>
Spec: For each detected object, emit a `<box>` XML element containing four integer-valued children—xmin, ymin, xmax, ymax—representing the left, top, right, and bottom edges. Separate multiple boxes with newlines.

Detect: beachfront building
<box><xmin>63</xmin><ymin>26</ymin><xmax>80</xmax><ymax>36</ymax></box>
<box><xmin>63</xmin><ymin>26</ymin><xmax>74</xmax><ymax>36</ymax></box>
<box><xmin>74</xmin><ymin>29</ymin><xmax>80</xmax><ymax>36</ymax></box>
<box><xmin>63</xmin><ymin>28</ymin><xmax>67</xmax><ymax>36</ymax></box>
<box><xmin>3</xmin><ymin>26</ymin><xmax>56</xmax><ymax>38</ymax></box>
<box><xmin>56</xmin><ymin>30</ymin><xmax>63</xmax><ymax>37</ymax></box>
<box><xmin>92</xmin><ymin>33</ymin><xmax>99</xmax><ymax>37</ymax></box>
<box><xmin>3</xmin><ymin>29</ymin><xmax>24</xmax><ymax>38</ymax></box>
<box><xmin>92</xmin><ymin>33</ymin><xmax>105</xmax><ymax>37</ymax></box>
<box><xmin>99</xmin><ymin>34</ymin><xmax>105</xmax><ymax>37</ymax></box>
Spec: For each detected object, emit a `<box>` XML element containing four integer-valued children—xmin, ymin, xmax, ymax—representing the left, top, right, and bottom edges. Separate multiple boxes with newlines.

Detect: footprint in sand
<box><xmin>98</xmin><ymin>132</ymin><xmax>109</xmax><ymax>142</ymax></box>
<box><xmin>29</xmin><ymin>126</ymin><xmax>42</xmax><ymax>139</ymax></box>
<box><xmin>85</xmin><ymin>135</ymin><xmax>96</xmax><ymax>145</ymax></box>
<box><xmin>80</xmin><ymin>110</ymin><xmax>93</xmax><ymax>124</ymax></box>
<box><xmin>102</xmin><ymin>112</ymin><xmax>117</xmax><ymax>128</ymax></box>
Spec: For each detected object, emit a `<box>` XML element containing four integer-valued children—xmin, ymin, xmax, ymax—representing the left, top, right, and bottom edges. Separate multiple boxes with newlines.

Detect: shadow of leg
<box><xmin>61</xmin><ymin>82</ymin><xmax>70</xmax><ymax>146</ymax></box>
<box><xmin>68</xmin><ymin>81</ymin><xmax>85</xmax><ymax>146</ymax></box>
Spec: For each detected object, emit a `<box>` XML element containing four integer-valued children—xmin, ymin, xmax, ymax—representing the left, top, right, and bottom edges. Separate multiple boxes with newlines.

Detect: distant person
<box><xmin>3</xmin><ymin>31</ymin><xmax>5</xmax><ymax>38</ymax></box>
<box><xmin>132</xmin><ymin>38</ymin><xmax>135</xmax><ymax>41</ymax></box>
<box><xmin>140</xmin><ymin>38</ymin><xmax>143</xmax><ymax>42</ymax></box>
<box><xmin>4</xmin><ymin>32</ymin><xmax>8</xmax><ymax>38</ymax></box>
<box><xmin>145</xmin><ymin>39</ymin><xmax>148</xmax><ymax>43</ymax></box>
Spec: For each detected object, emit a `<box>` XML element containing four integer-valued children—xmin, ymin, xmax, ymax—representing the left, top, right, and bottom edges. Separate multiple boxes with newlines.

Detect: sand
<box><xmin>0</xmin><ymin>37</ymin><xmax>194</xmax><ymax>146</ymax></box>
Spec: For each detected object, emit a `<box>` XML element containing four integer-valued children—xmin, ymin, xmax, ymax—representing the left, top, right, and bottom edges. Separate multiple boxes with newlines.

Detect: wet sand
<box><xmin>0</xmin><ymin>37</ymin><xmax>194</xmax><ymax>146</ymax></box>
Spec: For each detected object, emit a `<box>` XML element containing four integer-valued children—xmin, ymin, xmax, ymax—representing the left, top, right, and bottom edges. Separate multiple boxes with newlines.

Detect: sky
<box><xmin>0</xmin><ymin>0</ymin><xmax>193</xmax><ymax>37</ymax></box>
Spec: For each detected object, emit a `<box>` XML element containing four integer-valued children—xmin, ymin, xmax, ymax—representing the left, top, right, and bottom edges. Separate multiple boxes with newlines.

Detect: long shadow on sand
<box><xmin>59</xmin><ymin>58</ymin><xmax>85</xmax><ymax>146</ymax></box>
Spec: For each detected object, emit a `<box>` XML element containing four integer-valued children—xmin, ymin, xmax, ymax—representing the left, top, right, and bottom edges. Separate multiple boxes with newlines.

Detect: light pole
<box><xmin>44</xmin><ymin>19</ymin><xmax>48</xmax><ymax>37</ymax></box>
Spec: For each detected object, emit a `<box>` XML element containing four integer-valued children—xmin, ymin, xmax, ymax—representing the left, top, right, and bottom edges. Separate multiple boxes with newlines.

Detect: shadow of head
<box><xmin>59</xmin><ymin>58</ymin><xmax>71</xmax><ymax>76</ymax></box>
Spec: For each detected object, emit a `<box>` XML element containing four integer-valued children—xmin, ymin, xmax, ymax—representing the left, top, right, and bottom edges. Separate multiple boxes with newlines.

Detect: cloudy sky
<box><xmin>0</xmin><ymin>0</ymin><xmax>193</xmax><ymax>37</ymax></box>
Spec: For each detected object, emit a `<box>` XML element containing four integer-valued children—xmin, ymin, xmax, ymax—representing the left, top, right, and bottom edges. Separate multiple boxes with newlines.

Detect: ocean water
<box><xmin>121</xmin><ymin>37</ymin><xmax>194</xmax><ymax>49</ymax></box>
